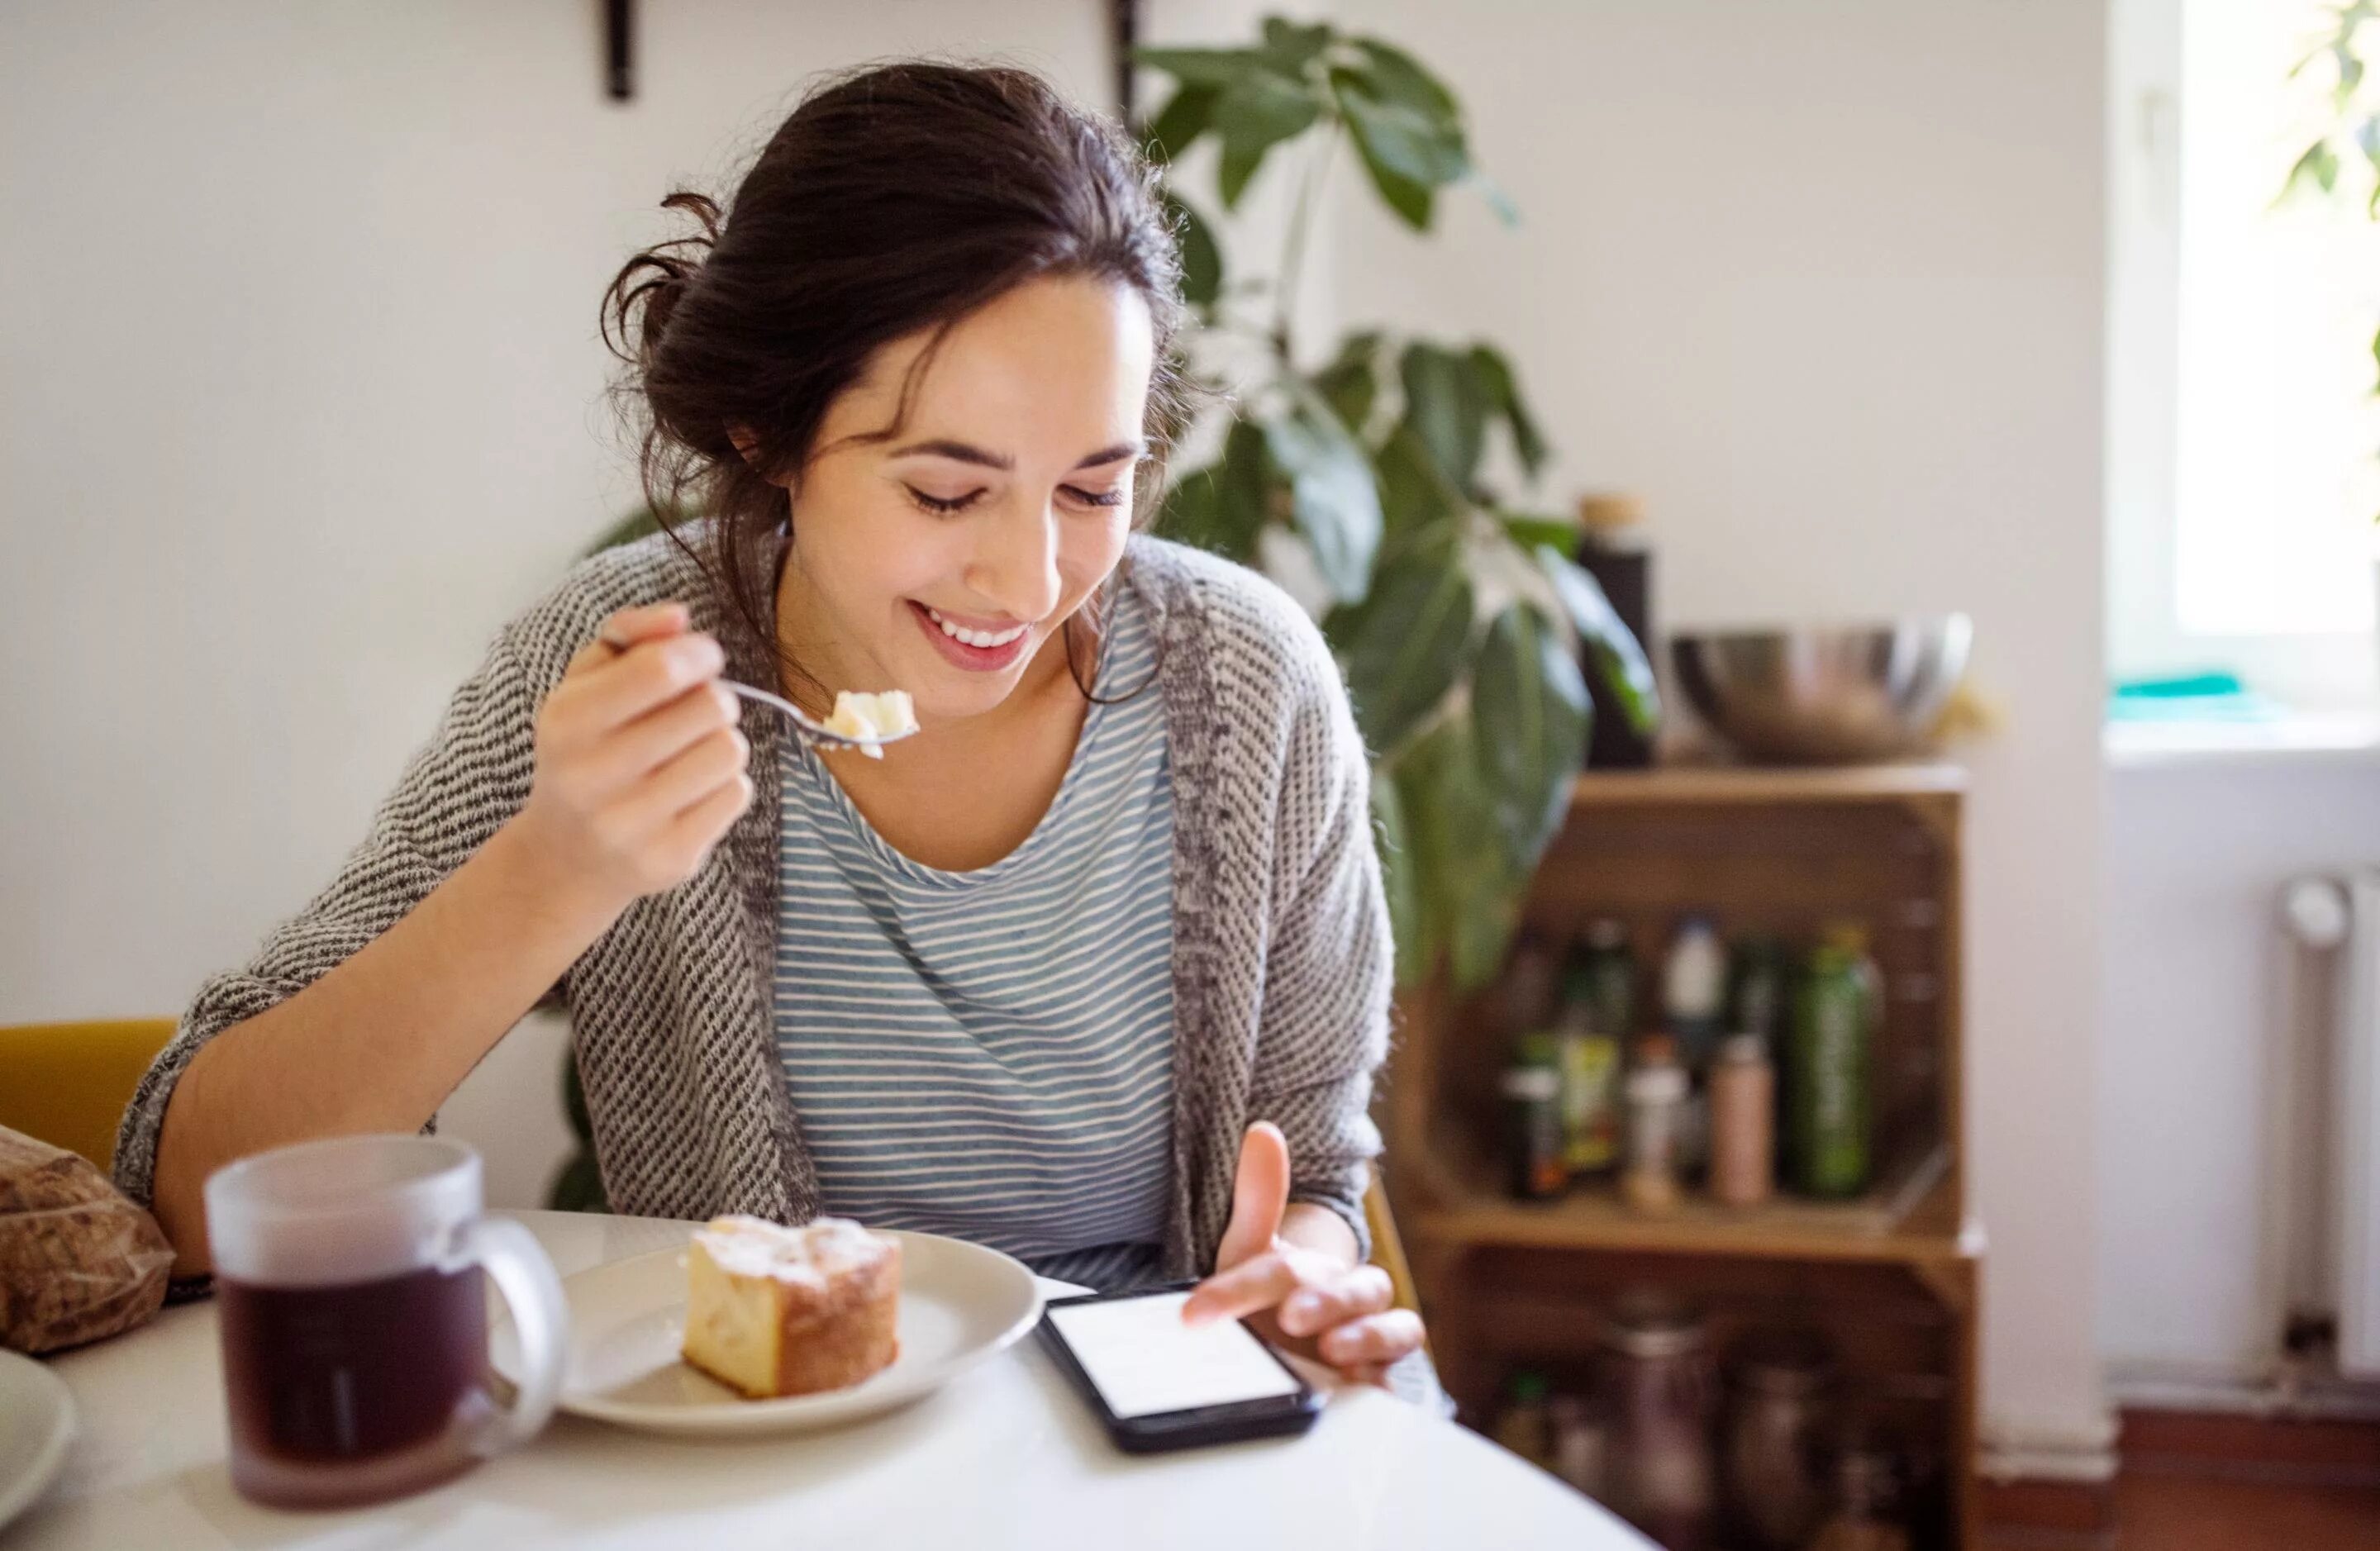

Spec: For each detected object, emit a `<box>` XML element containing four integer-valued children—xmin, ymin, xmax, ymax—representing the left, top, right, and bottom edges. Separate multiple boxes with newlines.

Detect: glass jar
<box><xmin>1589</xmin><ymin>1292</ymin><xmax>1718</xmax><ymax>1551</ymax></box>
<box><xmin>1722</xmin><ymin>1330</ymin><xmax>1834</xmax><ymax>1550</ymax></box>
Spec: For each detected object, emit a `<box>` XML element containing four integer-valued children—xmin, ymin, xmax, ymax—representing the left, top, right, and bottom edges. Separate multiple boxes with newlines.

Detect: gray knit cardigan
<box><xmin>114</xmin><ymin>531</ymin><xmax>1393</xmax><ymax>1279</ymax></box>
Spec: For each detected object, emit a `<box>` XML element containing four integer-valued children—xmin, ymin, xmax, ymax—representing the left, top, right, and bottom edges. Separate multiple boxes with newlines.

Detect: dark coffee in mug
<box><xmin>217</xmin><ymin>1264</ymin><xmax>489</xmax><ymax>1467</ymax></box>
<box><xmin>205</xmin><ymin>1136</ymin><xmax>569</xmax><ymax>1509</ymax></box>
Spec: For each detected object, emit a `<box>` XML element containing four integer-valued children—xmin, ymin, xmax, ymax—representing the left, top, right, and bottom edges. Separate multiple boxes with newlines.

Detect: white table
<box><xmin>7</xmin><ymin>1211</ymin><xmax>1646</xmax><ymax>1550</ymax></box>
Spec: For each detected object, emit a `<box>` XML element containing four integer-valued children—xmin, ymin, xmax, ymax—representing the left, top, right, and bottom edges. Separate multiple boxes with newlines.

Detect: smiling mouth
<box><xmin>921</xmin><ymin>607</ymin><xmax>1029</xmax><ymax>649</ymax></box>
<box><xmin>906</xmin><ymin>600</ymin><xmax>1034</xmax><ymax>673</ymax></box>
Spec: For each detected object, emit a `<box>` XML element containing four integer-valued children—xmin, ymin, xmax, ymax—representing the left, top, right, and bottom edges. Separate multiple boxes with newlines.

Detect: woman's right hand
<box><xmin>504</xmin><ymin>602</ymin><xmax>754</xmax><ymax>910</ymax></box>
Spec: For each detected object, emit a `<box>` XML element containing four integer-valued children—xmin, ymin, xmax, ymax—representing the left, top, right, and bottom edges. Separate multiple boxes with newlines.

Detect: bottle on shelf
<box><xmin>1661</xmin><ymin>913</ymin><xmax>1727</xmax><ymax>1069</ymax></box>
<box><xmin>1502</xmin><ymin>939</ymin><xmax>1569</xmax><ymax>1201</ymax></box>
<box><xmin>1621</xmin><ymin>1034</ymin><xmax>1690</xmax><ymax>1213</ymax></box>
<box><xmin>1556</xmin><ymin>936</ymin><xmax>1626</xmax><ymax>1178</ymax></box>
<box><xmin>1492</xmin><ymin>1368</ymin><xmax>1556</xmax><ymax>1467</ymax></box>
<box><xmin>1574</xmin><ymin>492</ymin><xmax>1658</xmax><ymax>769</ymax></box>
<box><xmin>1788</xmin><ymin>922</ymin><xmax>1879</xmax><ymax>1198</ymax></box>
<box><xmin>1707</xmin><ymin>1032</ymin><xmax>1775</xmax><ymax>1208</ymax></box>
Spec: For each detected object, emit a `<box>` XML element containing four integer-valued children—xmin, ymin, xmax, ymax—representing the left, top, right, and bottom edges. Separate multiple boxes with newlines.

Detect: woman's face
<box><xmin>777</xmin><ymin>274</ymin><xmax>1156</xmax><ymax>726</ymax></box>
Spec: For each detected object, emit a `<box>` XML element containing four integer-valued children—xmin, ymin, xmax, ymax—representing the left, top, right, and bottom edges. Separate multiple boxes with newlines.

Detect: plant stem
<box><xmin>1271</xmin><ymin>122</ymin><xmax>1338</xmax><ymax>366</ymax></box>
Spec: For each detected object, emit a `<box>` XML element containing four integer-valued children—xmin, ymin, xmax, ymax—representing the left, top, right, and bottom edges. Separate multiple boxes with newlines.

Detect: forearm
<box><xmin>150</xmin><ymin>820</ymin><xmax>623</xmax><ymax>1275</ymax></box>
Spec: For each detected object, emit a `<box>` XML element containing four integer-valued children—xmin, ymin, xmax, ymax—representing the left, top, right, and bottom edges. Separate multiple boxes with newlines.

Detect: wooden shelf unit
<box><xmin>1384</xmin><ymin>762</ymin><xmax>1978</xmax><ymax>1549</ymax></box>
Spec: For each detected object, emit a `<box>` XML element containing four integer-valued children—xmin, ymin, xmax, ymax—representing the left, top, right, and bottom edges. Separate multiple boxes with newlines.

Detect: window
<box><xmin>2110</xmin><ymin>0</ymin><xmax>2380</xmax><ymax>709</ymax></box>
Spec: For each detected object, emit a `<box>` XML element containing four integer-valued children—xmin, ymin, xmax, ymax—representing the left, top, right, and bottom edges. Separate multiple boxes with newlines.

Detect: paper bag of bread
<box><xmin>0</xmin><ymin>1125</ymin><xmax>174</xmax><ymax>1354</ymax></box>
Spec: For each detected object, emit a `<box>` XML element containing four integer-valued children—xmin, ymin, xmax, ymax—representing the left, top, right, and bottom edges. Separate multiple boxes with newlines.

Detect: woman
<box><xmin>117</xmin><ymin>61</ymin><xmax>1424</xmax><ymax>1387</ymax></box>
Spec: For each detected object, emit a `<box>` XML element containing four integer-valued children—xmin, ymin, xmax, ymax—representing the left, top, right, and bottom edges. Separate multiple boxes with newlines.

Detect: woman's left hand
<box><xmin>1179</xmin><ymin>1121</ymin><xmax>1426</xmax><ymax>1387</ymax></box>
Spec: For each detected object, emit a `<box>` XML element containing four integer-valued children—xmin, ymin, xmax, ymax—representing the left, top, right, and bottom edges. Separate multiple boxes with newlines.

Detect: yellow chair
<box><xmin>1362</xmin><ymin>1168</ymin><xmax>1422</xmax><ymax>1318</ymax></box>
<box><xmin>0</xmin><ymin>1020</ymin><xmax>177</xmax><ymax>1172</ymax></box>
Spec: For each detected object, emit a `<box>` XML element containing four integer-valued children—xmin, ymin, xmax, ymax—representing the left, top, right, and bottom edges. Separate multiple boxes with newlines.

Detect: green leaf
<box><xmin>1330</xmin><ymin>69</ymin><xmax>1468</xmax><ymax>185</ymax></box>
<box><xmin>1346</xmin><ymin>37</ymin><xmax>1459</xmax><ymax>126</ymax></box>
<box><xmin>1392</xmin><ymin>720</ymin><xmax>1523</xmax><ymax>990</ymax></box>
<box><xmin>2284</xmin><ymin>138</ymin><xmax>2342</xmax><ymax>201</ymax></box>
<box><xmin>2339</xmin><ymin>43</ymin><xmax>2367</xmax><ymax>108</ymax></box>
<box><xmin>1262</xmin><ymin>388</ymin><xmax>1383</xmax><ymax>601</ymax></box>
<box><xmin>587</xmin><ymin>503</ymin><xmax>670</xmax><ymax>555</ymax></box>
<box><xmin>1330</xmin><ymin>69</ymin><xmax>1455</xmax><ymax>230</ymax></box>
<box><xmin>1470</xmin><ymin>602</ymin><xmax>1590</xmax><ymax>865</ymax></box>
<box><xmin>1214</xmin><ymin>69</ymin><xmax>1322</xmax><ymax>210</ymax></box>
<box><xmin>1132</xmin><ymin>46</ymin><xmax>1264</xmax><ymax>87</ymax></box>
<box><xmin>2360</xmin><ymin>113</ymin><xmax>2380</xmax><ymax>172</ymax></box>
<box><xmin>1311</xmin><ymin>330</ymin><xmax>1383</xmax><ymax>438</ymax></box>
<box><xmin>1164</xmin><ymin>188</ymin><xmax>1224</xmax><ymax>308</ymax></box>
<box><xmin>1373</xmin><ymin>419</ymin><xmax>1465</xmax><ymax>541</ymax></box>
<box><xmin>1536</xmin><ymin>545</ymin><xmax>1661</xmax><ymax>735</ymax></box>
<box><xmin>1157</xmin><ymin>420</ymin><xmax>1269</xmax><ymax>561</ymax></box>
<box><xmin>1400</xmin><ymin>340</ymin><xmax>1490</xmax><ymax>492</ymax></box>
<box><xmin>1259</xmin><ymin>17</ymin><xmax>1335</xmax><ymax>79</ymax></box>
<box><xmin>1144</xmin><ymin>83</ymin><xmax>1219</xmax><ymax>163</ymax></box>
<box><xmin>1328</xmin><ymin>550</ymin><xmax>1473</xmax><ymax>753</ymax></box>
<box><xmin>1468</xmin><ymin>343</ymin><xmax>1549</xmax><ymax>480</ymax></box>
<box><xmin>1498</xmin><ymin>511</ymin><xmax>1581</xmax><ymax>553</ymax></box>
<box><xmin>1368</xmin><ymin>768</ymin><xmax>1426</xmax><ymax>985</ymax></box>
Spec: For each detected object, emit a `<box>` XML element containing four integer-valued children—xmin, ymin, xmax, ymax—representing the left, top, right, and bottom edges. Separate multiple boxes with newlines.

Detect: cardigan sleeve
<box><xmin>1244</xmin><ymin>621</ymin><xmax>1394</xmax><ymax>1262</ymax></box>
<box><xmin>111</xmin><ymin>625</ymin><xmax>543</xmax><ymax>1211</ymax></box>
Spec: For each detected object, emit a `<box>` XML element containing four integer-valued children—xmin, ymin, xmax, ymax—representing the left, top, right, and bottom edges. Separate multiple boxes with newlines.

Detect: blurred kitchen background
<box><xmin>7</xmin><ymin>2</ymin><xmax>2379</xmax><ymax>1546</ymax></box>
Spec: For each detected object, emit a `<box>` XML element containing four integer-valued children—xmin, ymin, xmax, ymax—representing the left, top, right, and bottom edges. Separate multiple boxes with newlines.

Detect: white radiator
<box><xmin>2339</xmin><ymin>876</ymin><xmax>2380</xmax><ymax>1376</ymax></box>
<box><xmin>2278</xmin><ymin>873</ymin><xmax>2380</xmax><ymax>1378</ymax></box>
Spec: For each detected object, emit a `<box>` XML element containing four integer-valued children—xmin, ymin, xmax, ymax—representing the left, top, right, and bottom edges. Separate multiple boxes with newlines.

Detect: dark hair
<box><xmin>600</xmin><ymin>60</ymin><xmax>1192</xmax><ymax>698</ymax></box>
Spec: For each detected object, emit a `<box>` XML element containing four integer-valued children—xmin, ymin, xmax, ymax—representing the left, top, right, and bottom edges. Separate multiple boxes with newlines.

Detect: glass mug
<box><xmin>204</xmin><ymin>1135</ymin><xmax>569</xmax><ymax>1509</ymax></box>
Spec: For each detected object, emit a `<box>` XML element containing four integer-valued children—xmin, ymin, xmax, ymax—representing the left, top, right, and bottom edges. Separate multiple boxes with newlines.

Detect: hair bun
<box><xmin>601</xmin><ymin>190</ymin><xmax>725</xmax><ymax>366</ymax></box>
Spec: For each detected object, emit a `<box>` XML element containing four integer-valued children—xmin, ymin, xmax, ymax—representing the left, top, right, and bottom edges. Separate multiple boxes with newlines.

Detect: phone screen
<box><xmin>1044</xmin><ymin>1290</ymin><xmax>1302</xmax><ymax>1420</ymax></box>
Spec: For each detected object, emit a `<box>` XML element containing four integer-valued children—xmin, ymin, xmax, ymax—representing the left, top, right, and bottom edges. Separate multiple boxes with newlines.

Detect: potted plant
<box><xmin>1135</xmin><ymin>17</ymin><xmax>1656</xmax><ymax>990</ymax></box>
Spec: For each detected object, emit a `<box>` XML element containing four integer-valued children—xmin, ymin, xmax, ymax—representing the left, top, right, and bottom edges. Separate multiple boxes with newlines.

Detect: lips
<box><xmin>907</xmin><ymin>601</ymin><xmax>1031</xmax><ymax>673</ymax></box>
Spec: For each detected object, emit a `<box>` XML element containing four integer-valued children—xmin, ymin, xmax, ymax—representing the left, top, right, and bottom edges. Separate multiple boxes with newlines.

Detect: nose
<box><xmin>961</xmin><ymin>496</ymin><xmax>1063</xmax><ymax>623</ymax></box>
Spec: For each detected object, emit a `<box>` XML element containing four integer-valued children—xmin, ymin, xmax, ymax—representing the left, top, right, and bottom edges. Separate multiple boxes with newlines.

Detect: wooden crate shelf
<box><xmin>1383</xmin><ymin>760</ymin><xmax>1978</xmax><ymax>1549</ymax></box>
<box><xmin>1410</xmin><ymin>1144</ymin><xmax>1966</xmax><ymax>1266</ymax></box>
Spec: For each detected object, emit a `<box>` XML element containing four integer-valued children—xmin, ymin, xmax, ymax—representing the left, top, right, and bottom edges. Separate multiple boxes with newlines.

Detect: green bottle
<box><xmin>1789</xmin><ymin>924</ymin><xmax>1877</xmax><ymax>1197</ymax></box>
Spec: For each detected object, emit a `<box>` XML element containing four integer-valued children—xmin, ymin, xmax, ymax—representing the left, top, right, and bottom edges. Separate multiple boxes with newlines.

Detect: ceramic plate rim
<box><xmin>0</xmin><ymin>1349</ymin><xmax>77</xmax><ymax>1531</ymax></box>
<box><xmin>517</xmin><ymin>1230</ymin><xmax>1044</xmax><ymax>1434</ymax></box>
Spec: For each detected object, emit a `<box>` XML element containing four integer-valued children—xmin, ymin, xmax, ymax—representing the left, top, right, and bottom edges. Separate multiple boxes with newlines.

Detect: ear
<box><xmin>726</xmin><ymin>424</ymin><xmax>795</xmax><ymax>489</ymax></box>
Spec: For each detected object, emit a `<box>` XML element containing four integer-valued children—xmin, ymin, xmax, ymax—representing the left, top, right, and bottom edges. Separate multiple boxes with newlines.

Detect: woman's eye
<box><xmin>903</xmin><ymin>486</ymin><xmax>983</xmax><ymax>515</ymax></box>
<box><xmin>1065</xmin><ymin>486</ymin><xmax>1128</xmax><ymax>510</ymax></box>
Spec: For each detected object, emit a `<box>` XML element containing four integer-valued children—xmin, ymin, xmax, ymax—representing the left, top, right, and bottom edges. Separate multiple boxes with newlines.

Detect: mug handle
<box><xmin>456</xmin><ymin>1216</ymin><xmax>570</xmax><ymax>1453</ymax></box>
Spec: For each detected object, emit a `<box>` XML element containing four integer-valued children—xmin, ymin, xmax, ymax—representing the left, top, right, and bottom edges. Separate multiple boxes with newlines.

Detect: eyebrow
<box><xmin>885</xmin><ymin>437</ymin><xmax>1146</xmax><ymax>473</ymax></box>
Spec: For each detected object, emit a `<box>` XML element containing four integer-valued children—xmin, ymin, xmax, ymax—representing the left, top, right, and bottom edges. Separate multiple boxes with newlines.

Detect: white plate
<box><xmin>0</xmin><ymin>1349</ymin><xmax>76</xmax><ymax>1530</ymax></box>
<box><xmin>497</xmin><ymin>1230</ymin><xmax>1044</xmax><ymax>1437</ymax></box>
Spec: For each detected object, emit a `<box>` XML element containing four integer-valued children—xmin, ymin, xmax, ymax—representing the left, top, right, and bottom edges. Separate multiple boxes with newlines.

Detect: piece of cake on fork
<box><xmin>680</xmin><ymin>1216</ymin><xmax>902</xmax><ymax>1398</ymax></box>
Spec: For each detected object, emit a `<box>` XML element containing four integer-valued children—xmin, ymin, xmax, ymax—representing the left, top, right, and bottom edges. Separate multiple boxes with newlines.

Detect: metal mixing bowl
<box><xmin>1670</xmin><ymin>616</ymin><xmax>1973</xmax><ymax>765</ymax></box>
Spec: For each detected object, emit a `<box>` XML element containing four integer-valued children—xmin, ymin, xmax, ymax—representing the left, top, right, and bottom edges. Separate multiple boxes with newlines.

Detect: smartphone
<box><xmin>1037</xmin><ymin>1281</ymin><xmax>1322</xmax><ymax>1453</ymax></box>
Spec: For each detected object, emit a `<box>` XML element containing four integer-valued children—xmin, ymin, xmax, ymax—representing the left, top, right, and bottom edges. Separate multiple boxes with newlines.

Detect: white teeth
<box><xmin>924</xmin><ymin>607</ymin><xmax>1027</xmax><ymax>649</ymax></box>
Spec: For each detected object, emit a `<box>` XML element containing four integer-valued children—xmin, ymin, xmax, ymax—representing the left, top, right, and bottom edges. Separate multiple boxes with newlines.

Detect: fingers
<box><xmin>663</xmin><ymin>764</ymin><xmax>757</xmax><ymax>857</ymax></box>
<box><xmin>1275</xmin><ymin>1264</ymin><xmax>1393</xmax><ymax>1339</ymax></box>
<box><xmin>596</xmin><ymin>602</ymin><xmax>692</xmax><ymax>654</ymax></box>
<box><xmin>556</xmin><ymin>631</ymin><xmax>727</xmax><ymax>735</ymax></box>
<box><xmin>1316</xmin><ymin>1309</ymin><xmax>1426</xmax><ymax>1371</ymax></box>
<box><xmin>1212</xmin><ymin>1120</ymin><xmax>1291</xmax><ymax>1273</ymax></box>
<box><xmin>621</xmin><ymin>725</ymin><xmax>750</xmax><ymax>829</ymax></box>
<box><xmin>564</xmin><ymin>602</ymin><xmax>692</xmax><ymax>678</ymax></box>
<box><xmin>587</xmin><ymin>681</ymin><xmax>740</xmax><ymax>790</ymax></box>
<box><xmin>1180</xmin><ymin>1251</ymin><xmax>1302</xmax><ymax>1330</ymax></box>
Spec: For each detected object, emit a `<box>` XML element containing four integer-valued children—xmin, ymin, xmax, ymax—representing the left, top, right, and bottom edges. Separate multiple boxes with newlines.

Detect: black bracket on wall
<box><xmin>1111</xmin><ymin>0</ymin><xmax>1140</xmax><ymax>121</ymax></box>
<box><xmin>605</xmin><ymin>0</ymin><xmax>634</xmax><ymax>102</ymax></box>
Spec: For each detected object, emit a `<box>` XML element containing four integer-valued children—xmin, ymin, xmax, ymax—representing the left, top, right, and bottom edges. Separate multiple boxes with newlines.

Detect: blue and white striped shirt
<box><xmin>774</xmin><ymin>591</ymin><xmax>1173</xmax><ymax>1291</ymax></box>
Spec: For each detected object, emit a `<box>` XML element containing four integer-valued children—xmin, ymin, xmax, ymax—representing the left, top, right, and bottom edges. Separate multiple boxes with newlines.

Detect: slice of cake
<box><xmin>680</xmin><ymin>1216</ymin><xmax>902</xmax><ymax>1399</ymax></box>
<box><xmin>821</xmin><ymin>689</ymin><xmax>916</xmax><ymax>758</ymax></box>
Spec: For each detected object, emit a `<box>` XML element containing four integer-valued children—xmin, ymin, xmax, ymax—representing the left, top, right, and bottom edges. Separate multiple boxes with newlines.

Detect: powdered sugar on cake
<box><xmin>692</xmin><ymin>1215</ymin><xmax>891</xmax><ymax>1287</ymax></box>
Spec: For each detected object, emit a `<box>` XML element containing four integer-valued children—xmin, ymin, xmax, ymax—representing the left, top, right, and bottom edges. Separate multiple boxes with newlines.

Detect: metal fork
<box><xmin>597</xmin><ymin>629</ymin><xmax>916</xmax><ymax>755</ymax></box>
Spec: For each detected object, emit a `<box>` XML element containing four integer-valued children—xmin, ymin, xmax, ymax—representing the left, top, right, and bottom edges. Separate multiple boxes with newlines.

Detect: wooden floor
<box><xmin>1979</xmin><ymin>1409</ymin><xmax>2380</xmax><ymax>1551</ymax></box>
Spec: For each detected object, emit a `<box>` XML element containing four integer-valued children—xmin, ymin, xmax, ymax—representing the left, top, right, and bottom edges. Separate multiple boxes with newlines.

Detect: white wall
<box><xmin>1318</xmin><ymin>0</ymin><xmax>2112</xmax><ymax>1461</ymax></box>
<box><xmin>0</xmin><ymin>1</ymin><xmax>1115</xmax><ymax>1203</ymax></box>
<box><xmin>2098</xmin><ymin>751</ymin><xmax>2380</xmax><ymax>1386</ymax></box>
